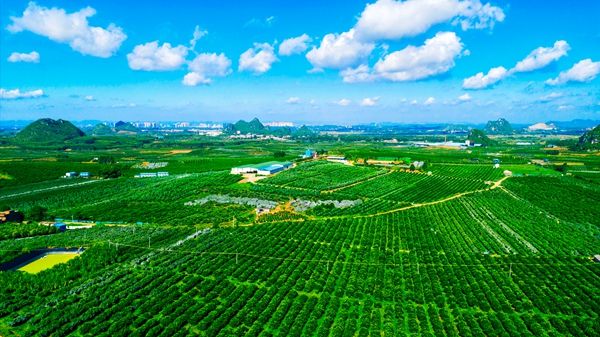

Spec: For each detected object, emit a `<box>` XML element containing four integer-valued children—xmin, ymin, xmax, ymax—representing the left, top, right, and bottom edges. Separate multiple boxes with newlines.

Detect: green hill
<box><xmin>114</xmin><ymin>121</ymin><xmax>139</xmax><ymax>133</ymax></box>
<box><xmin>293</xmin><ymin>125</ymin><xmax>315</xmax><ymax>137</ymax></box>
<box><xmin>91</xmin><ymin>123</ymin><xmax>115</xmax><ymax>136</ymax></box>
<box><xmin>575</xmin><ymin>124</ymin><xmax>600</xmax><ymax>150</ymax></box>
<box><xmin>227</xmin><ymin>118</ymin><xmax>266</xmax><ymax>134</ymax></box>
<box><xmin>467</xmin><ymin>129</ymin><xmax>494</xmax><ymax>146</ymax></box>
<box><xmin>14</xmin><ymin>118</ymin><xmax>84</xmax><ymax>143</ymax></box>
<box><xmin>484</xmin><ymin>118</ymin><xmax>513</xmax><ymax>134</ymax></box>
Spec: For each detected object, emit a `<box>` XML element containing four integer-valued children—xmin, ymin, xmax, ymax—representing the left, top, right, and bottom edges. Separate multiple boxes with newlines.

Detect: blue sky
<box><xmin>0</xmin><ymin>0</ymin><xmax>599</xmax><ymax>124</ymax></box>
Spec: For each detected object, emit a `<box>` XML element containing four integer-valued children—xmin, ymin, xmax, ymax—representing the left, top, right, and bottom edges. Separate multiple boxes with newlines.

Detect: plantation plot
<box><xmin>258</xmin><ymin>161</ymin><xmax>385</xmax><ymax>192</ymax></box>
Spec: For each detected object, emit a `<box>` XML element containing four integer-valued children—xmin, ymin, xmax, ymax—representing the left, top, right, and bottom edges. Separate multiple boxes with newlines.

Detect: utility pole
<box><xmin>236</xmin><ymin>252</ymin><xmax>238</xmax><ymax>264</ymax></box>
<box><xmin>509</xmin><ymin>263</ymin><xmax>513</xmax><ymax>278</ymax></box>
<box><xmin>148</xmin><ymin>237</ymin><xmax>150</xmax><ymax>249</ymax></box>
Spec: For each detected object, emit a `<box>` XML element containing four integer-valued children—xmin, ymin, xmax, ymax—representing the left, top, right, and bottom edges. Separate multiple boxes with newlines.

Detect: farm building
<box><xmin>0</xmin><ymin>210</ymin><xmax>24</xmax><ymax>223</ymax></box>
<box><xmin>80</xmin><ymin>172</ymin><xmax>90</xmax><ymax>178</ymax></box>
<box><xmin>231</xmin><ymin>164</ymin><xmax>260</xmax><ymax>174</ymax></box>
<box><xmin>327</xmin><ymin>156</ymin><xmax>350</xmax><ymax>165</ymax></box>
<box><xmin>135</xmin><ymin>172</ymin><xmax>157</xmax><ymax>178</ymax></box>
<box><xmin>231</xmin><ymin>161</ymin><xmax>292</xmax><ymax>176</ymax></box>
<box><xmin>302</xmin><ymin>149</ymin><xmax>317</xmax><ymax>159</ymax></box>
<box><xmin>53</xmin><ymin>223</ymin><xmax>67</xmax><ymax>232</ymax></box>
<box><xmin>157</xmin><ymin>172</ymin><xmax>169</xmax><ymax>177</ymax></box>
<box><xmin>64</xmin><ymin>172</ymin><xmax>78</xmax><ymax>178</ymax></box>
<box><xmin>594</xmin><ymin>255</ymin><xmax>600</xmax><ymax>263</ymax></box>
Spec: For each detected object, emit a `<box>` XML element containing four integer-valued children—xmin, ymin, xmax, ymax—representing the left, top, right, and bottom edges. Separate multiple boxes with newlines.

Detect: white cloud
<box><xmin>360</xmin><ymin>97</ymin><xmax>380</xmax><ymax>106</ymax></box>
<box><xmin>0</xmin><ymin>88</ymin><xmax>44</xmax><ymax>99</ymax></box>
<box><xmin>7</xmin><ymin>2</ymin><xmax>126</xmax><ymax>58</ymax></box>
<box><xmin>127</xmin><ymin>41</ymin><xmax>188</xmax><ymax>71</ymax></box>
<box><xmin>410</xmin><ymin>99</ymin><xmax>418</xmax><ymax>105</ymax></box>
<box><xmin>463</xmin><ymin>66</ymin><xmax>508</xmax><ymax>89</ymax></box>
<box><xmin>546</xmin><ymin>59</ymin><xmax>600</xmax><ymax>85</ymax></box>
<box><xmin>286</xmin><ymin>97</ymin><xmax>301</xmax><ymax>104</ymax></box>
<box><xmin>189</xmin><ymin>25</ymin><xmax>208</xmax><ymax>51</ymax></box>
<box><xmin>183</xmin><ymin>53</ymin><xmax>232</xmax><ymax>85</ymax></box>
<box><xmin>182</xmin><ymin>72</ymin><xmax>210</xmax><ymax>86</ymax></box>
<box><xmin>8</xmin><ymin>51</ymin><xmax>40</xmax><ymax>63</ymax></box>
<box><xmin>354</xmin><ymin>0</ymin><xmax>504</xmax><ymax>41</ymax></box>
<box><xmin>539</xmin><ymin>92</ymin><xmax>563</xmax><ymax>102</ymax></box>
<box><xmin>424</xmin><ymin>97</ymin><xmax>436</xmax><ymax>105</ymax></box>
<box><xmin>373</xmin><ymin>32</ymin><xmax>464</xmax><ymax>82</ymax></box>
<box><xmin>306</xmin><ymin>29</ymin><xmax>374</xmax><ymax>70</ymax></box>
<box><xmin>341</xmin><ymin>65</ymin><xmax>373</xmax><ymax>83</ymax></box>
<box><xmin>84</xmin><ymin>95</ymin><xmax>95</xmax><ymax>101</ymax></box>
<box><xmin>513</xmin><ymin>40</ymin><xmax>570</xmax><ymax>73</ymax></box>
<box><xmin>458</xmin><ymin>93</ymin><xmax>472</xmax><ymax>101</ymax></box>
<box><xmin>279</xmin><ymin>34</ymin><xmax>312</xmax><ymax>56</ymax></box>
<box><xmin>463</xmin><ymin>40</ymin><xmax>571</xmax><ymax>90</ymax></box>
<box><xmin>336</xmin><ymin>98</ymin><xmax>351</xmax><ymax>106</ymax></box>
<box><xmin>238</xmin><ymin>43</ymin><xmax>278</xmax><ymax>74</ymax></box>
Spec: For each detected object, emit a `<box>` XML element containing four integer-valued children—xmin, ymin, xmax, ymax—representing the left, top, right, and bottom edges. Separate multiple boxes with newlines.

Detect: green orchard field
<box><xmin>0</xmin><ymin>136</ymin><xmax>599</xmax><ymax>336</ymax></box>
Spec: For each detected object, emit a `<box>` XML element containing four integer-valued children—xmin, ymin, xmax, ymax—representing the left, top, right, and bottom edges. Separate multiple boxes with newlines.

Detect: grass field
<box><xmin>17</xmin><ymin>252</ymin><xmax>80</xmax><ymax>274</ymax></box>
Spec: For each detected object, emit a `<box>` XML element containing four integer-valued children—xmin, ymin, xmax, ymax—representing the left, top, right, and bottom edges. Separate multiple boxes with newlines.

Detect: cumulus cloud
<box><xmin>463</xmin><ymin>40</ymin><xmax>570</xmax><ymax>89</ymax></box>
<box><xmin>373</xmin><ymin>31</ymin><xmax>464</xmax><ymax>81</ymax></box>
<box><xmin>0</xmin><ymin>88</ymin><xmax>44</xmax><ymax>99</ymax></box>
<box><xmin>8</xmin><ymin>51</ymin><xmax>40</xmax><ymax>63</ymax></box>
<box><xmin>286</xmin><ymin>97</ymin><xmax>301</xmax><ymax>104</ymax></box>
<box><xmin>513</xmin><ymin>40</ymin><xmax>570</xmax><ymax>73</ymax></box>
<box><xmin>279</xmin><ymin>34</ymin><xmax>312</xmax><ymax>56</ymax></box>
<box><xmin>463</xmin><ymin>66</ymin><xmax>508</xmax><ymax>89</ymax></box>
<box><xmin>336</xmin><ymin>98</ymin><xmax>351</xmax><ymax>106</ymax></box>
<box><xmin>238</xmin><ymin>43</ymin><xmax>278</xmax><ymax>74</ymax></box>
<box><xmin>183</xmin><ymin>53</ymin><xmax>232</xmax><ymax>86</ymax></box>
<box><xmin>546</xmin><ymin>59</ymin><xmax>600</xmax><ymax>85</ymax></box>
<box><xmin>7</xmin><ymin>2</ymin><xmax>126</xmax><ymax>58</ymax></box>
<box><xmin>306</xmin><ymin>29</ymin><xmax>374</xmax><ymax>70</ymax></box>
<box><xmin>458</xmin><ymin>93</ymin><xmax>472</xmax><ymax>101</ymax></box>
<box><xmin>127</xmin><ymin>41</ymin><xmax>188</xmax><ymax>71</ymax></box>
<box><xmin>424</xmin><ymin>96</ymin><xmax>436</xmax><ymax>105</ymax></box>
<box><xmin>182</xmin><ymin>72</ymin><xmax>209</xmax><ymax>86</ymax></box>
<box><xmin>354</xmin><ymin>0</ymin><xmax>505</xmax><ymax>41</ymax></box>
<box><xmin>360</xmin><ymin>97</ymin><xmax>380</xmax><ymax>106</ymax></box>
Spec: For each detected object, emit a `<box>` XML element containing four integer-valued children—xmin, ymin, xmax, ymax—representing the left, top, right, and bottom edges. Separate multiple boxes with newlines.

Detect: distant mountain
<box><xmin>549</xmin><ymin>119</ymin><xmax>600</xmax><ymax>130</ymax></box>
<box><xmin>227</xmin><ymin>118</ymin><xmax>266</xmax><ymax>134</ymax></box>
<box><xmin>575</xmin><ymin>124</ymin><xmax>600</xmax><ymax>150</ymax></box>
<box><xmin>467</xmin><ymin>129</ymin><xmax>494</xmax><ymax>146</ymax></box>
<box><xmin>91</xmin><ymin>123</ymin><xmax>115</xmax><ymax>136</ymax></box>
<box><xmin>14</xmin><ymin>118</ymin><xmax>84</xmax><ymax>143</ymax></box>
<box><xmin>114</xmin><ymin>121</ymin><xmax>139</xmax><ymax>133</ymax></box>
<box><xmin>293</xmin><ymin>125</ymin><xmax>315</xmax><ymax>137</ymax></box>
<box><xmin>484</xmin><ymin>118</ymin><xmax>513</xmax><ymax>134</ymax></box>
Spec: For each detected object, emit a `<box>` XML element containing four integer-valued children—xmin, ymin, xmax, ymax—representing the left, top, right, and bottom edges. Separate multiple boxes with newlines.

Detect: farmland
<box><xmin>0</xmin><ymin>136</ymin><xmax>598</xmax><ymax>336</ymax></box>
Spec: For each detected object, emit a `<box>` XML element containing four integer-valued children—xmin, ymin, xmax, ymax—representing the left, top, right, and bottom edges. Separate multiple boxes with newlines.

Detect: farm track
<box><xmin>0</xmin><ymin>179</ymin><xmax>104</xmax><ymax>200</ymax></box>
<box><xmin>319</xmin><ymin>176</ymin><xmax>511</xmax><ymax>220</ymax></box>
<box><xmin>321</xmin><ymin>170</ymin><xmax>393</xmax><ymax>194</ymax></box>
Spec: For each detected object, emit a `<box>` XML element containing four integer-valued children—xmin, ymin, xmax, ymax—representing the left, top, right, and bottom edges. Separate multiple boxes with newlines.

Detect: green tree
<box><xmin>28</xmin><ymin>205</ymin><xmax>48</xmax><ymax>221</ymax></box>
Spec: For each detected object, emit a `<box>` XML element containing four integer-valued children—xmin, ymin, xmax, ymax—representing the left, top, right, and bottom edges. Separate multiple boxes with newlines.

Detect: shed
<box><xmin>54</xmin><ymin>223</ymin><xmax>67</xmax><ymax>232</ymax></box>
<box><xmin>594</xmin><ymin>255</ymin><xmax>600</xmax><ymax>263</ymax></box>
<box><xmin>80</xmin><ymin>172</ymin><xmax>90</xmax><ymax>178</ymax></box>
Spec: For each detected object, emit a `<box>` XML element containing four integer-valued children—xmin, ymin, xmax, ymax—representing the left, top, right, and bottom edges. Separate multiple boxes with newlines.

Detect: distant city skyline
<box><xmin>1</xmin><ymin>0</ymin><xmax>599</xmax><ymax>123</ymax></box>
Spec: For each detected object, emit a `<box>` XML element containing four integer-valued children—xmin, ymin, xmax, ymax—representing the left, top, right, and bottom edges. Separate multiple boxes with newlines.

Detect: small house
<box><xmin>157</xmin><ymin>172</ymin><xmax>169</xmax><ymax>177</ymax></box>
<box><xmin>53</xmin><ymin>222</ymin><xmax>67</xmax><ymax>232</ymax></box>
<box><xmin>64</xmin><ymin>172</ymin><xmax>78</xmax><ymax>178</ymax></box>
<box><xmin>80</xmin><ymin>172</ymin><xmax>90</xmax><ymax>178</ymax></box>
